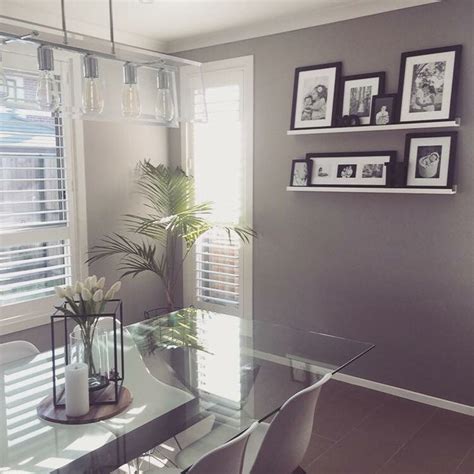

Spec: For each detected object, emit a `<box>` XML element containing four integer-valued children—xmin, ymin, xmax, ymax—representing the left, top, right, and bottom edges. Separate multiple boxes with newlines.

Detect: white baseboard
<box><xmin>246</xmin><ymin>349</ymin><xmax>473</xmax><ymax>416</ymax></box>
<box><xmin>333</xmin><ymin>372</ymin><xmax>473</xmax><ymax>417</ymax></box>
<box><xmin>245</xmin><ymin>349</ymin><xmax>473</xmax><ymax>416</ymax></box>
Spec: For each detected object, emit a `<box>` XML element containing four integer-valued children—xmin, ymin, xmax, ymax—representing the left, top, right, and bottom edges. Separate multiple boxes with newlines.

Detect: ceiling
<box><xmin>0</xmin><ymin>0</ymin><xmax>440</xmax><ymax>52</ymax></box>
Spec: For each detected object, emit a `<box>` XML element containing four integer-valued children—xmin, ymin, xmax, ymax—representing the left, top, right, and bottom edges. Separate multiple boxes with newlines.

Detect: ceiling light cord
<box><xmin>109</xmin><ymin>0</ymin><xmax>115</xmax><ymax>55</ymax></box>
<box><xmin>60</xmin><ymin>0</ymin><xmax>68</xmax><ymax>45</ymax></box>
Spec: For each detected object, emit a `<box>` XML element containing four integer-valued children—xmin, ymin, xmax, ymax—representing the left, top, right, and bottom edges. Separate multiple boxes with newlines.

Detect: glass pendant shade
<box><xmin>121</xmin><ymin>63</ymin><xmax>141</xmax><ymax>118</ymax></box>
<box><xmin>155</xmin><ymin>68</ymin><xmax>175</xmax><ymax>123</ymax></box>
<box><xmin>82</xmin><ymin>55</ymin><xmax>104</xmax><ymax>114</ymax></box>
<box><xmin>36</xmin><ymin>46</ymin><xmax>60</xmax><ymax>111</ymax></box>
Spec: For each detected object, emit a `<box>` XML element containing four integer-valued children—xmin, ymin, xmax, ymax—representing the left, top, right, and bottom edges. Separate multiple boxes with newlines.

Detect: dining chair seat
<box><xmin>149</xmin><ymin>421</ymin><xmax>258</xmax><ymax>474</ymax></box>
<box><xmin>174</xmin><ymin>421</ymin><xmax>241</xmax><ymax>468</ymax></box>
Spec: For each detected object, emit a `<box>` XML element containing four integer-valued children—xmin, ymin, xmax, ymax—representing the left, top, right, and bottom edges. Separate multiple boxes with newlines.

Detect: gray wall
<box><xmin>170</xmin><ymin>0</ymin><xmax>474</xmax><ymax>406</ymax></box>
<box><xmin>1</xmin><ymin>121</ymin><xmax>168</xmax><ymax>351</ymax></box>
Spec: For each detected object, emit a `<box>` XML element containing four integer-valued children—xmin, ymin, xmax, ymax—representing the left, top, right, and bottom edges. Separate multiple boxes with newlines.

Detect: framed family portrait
<box><xmin>340</xmin><ymin>72</ymin><xmax>385</xmax><ymax>125</ymax></box>
<box><xmin>404</xmin><ymin>132</ymin><xmax>457</xmax><ymax>188</ymax></box>
<box><xmin>398</xmin><ymin>45</ymin><xmax>462</xmax><ymax>123</ymax></box>
<box><xmin>370</xmin><ymin>94</ymin><xmax>398</xmax><ymax>125</ymax></box>
<box><xmin>290</xmin><ymin>159</ymin><xmax>312</xmax><ymax>187</ymax></box>
<box><xmin>290</xmin><ymin>62</ymin><xmax>342</xmax><ymax>130</ymax></box>
<box><xmin>307</xmin><ymin>151</ymin><xmax>396</xmax><ymax>188</ymax></box>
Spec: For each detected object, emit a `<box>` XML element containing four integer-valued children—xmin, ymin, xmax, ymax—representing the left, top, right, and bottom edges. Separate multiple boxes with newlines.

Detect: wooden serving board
<box><xmin>37</xmin><ymin>385</ymin><xmax>133</xmax><ymax>425</ymax></box>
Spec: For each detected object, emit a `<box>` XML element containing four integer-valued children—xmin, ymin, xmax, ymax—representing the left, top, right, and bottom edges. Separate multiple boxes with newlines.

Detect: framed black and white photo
<box><xmin>398</xmin><ymin>45</ymin><xmax>462</xmax><ymax>123</ymax></box>
<box><xmin>340</xmin><ymin>72</ymin><xmax>385</xmax><ymax>125</ymax></box>
<box><xmin>370</xmin><ymin>94</ymin><xmax>398</xmax><ymax>125</ymax></box>
<box><xmin>307</xmin><ymin>151</ymin><xmax>396</xmax><ymax>188</ymax></box>
<box><xmin>290</xmin><ymin>62</ymin><xmax>342</xmax><ymax>130</ymax></box>
<box><xmin>404</xmin><ymin>132</ymin><xmax>457</xmax><ymax>188</ymax></box>
<box><xmin>290</xmin><ymin>159</ymin><xmax>312</xmax><ymax>187</ymax></box>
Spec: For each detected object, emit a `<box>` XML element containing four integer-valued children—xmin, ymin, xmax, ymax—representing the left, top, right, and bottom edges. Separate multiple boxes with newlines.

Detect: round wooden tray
<box><xmin>37</xmin><ymin>385</ymin><xmax>133</xmax><ymax>425</ymax></box>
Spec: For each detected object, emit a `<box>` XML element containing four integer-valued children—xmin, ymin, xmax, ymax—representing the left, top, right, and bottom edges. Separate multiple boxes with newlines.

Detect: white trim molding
<box><xmin>247</xmin><ymin>349</ymin><xmax>473</xmax><ymax>417</ymax></box>
<box><xmin>167</xmin><ymin>0</ymin><xmax>441</xmax><ymax>53</ymax></box>
<box><xmin>334</xmin><ymin>372</ymin><xmax>473</xmax><ymax>417</ymax></box>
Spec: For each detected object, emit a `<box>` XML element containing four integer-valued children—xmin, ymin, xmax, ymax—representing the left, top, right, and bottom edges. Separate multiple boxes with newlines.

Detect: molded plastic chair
<box><xmin>242</xmin><ymin>373</ymin><xmax>332</xmax><ymax>474</ymax></box>
<box><xmin>149</xmin><ymin>421</ymin><xmax>258</xmax><ymax>474</ymax></box>
<box><xmin>0</xmin><ymin>340</ymin><xmax>39</xmax><ymax>365</ymax></box>
<box><xmin>173</xmin><ymin>373</ymin><xmax>332</xmax><ymax>474</ymax></box>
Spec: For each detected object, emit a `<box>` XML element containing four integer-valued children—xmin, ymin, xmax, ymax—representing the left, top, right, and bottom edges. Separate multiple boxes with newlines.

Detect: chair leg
<box><xmin>293</xmin><ymin>467</ymin><xmax>306</xmax><ymax>474</ymax></box>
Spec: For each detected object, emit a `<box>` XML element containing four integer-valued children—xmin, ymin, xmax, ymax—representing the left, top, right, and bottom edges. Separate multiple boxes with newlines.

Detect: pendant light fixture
<box><xmin>0</xmin><ymin>0</ymin><xmax>206</xmax><ymax>125</ymax></box>
<box><xmin>155</xmin><ymin>68</ymin><xmax>175</xmax><ymax>123</ymax></box>
<box><xmin>36</xmin><ymin>45</ymin><xmax>59</xmax><ymax>111</ymax></box>
<box><xmin>82</xmin><ymin>54</ymin><xmax>104</xmax><ymax>114</ymax></box>
<box><xmin>121</xmin><ymin>62</ymin><xmax>140</xmax><ymax>118</ymax></box>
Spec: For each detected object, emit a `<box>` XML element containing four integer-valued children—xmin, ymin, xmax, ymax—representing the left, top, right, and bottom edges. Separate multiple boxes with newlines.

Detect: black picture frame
<box><xmin>397</xmin><ymin>45</ymin><xmax>462</xmax><ymax>124</ymax></box>
<box><xmin>290</xmin><ymin>159</ymin><xmax>312</xmax><ymax>187</ymax></box>
<box><xmin>403</xmin><ymin>131</ymin><xmax>457</xmax><ymax>189</ymax></box>
<box><xmin>339</xmin><ymin>72</ymin><xmax>386</xmax><ymax>125</ymax></box>
<box><xmin>306</xmin><ymin>151</ymin><xmax>397</xmax><ymax>188</ymax></box>
<box><xmin>290</xmin><ymin>62</ymin><xmax>342</xmax><ymax>130</ymax></box>
<box><xmin>370</xmin><ymin>94</ymin><xmax>398</xmax><ymax>125</ymax></box>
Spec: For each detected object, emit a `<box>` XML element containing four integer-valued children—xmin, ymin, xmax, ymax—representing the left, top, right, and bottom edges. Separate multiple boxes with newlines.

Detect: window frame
<box><xmin>180</xmin><ymin>55</ymin><xmax>254</xmax><ymax>319</ymax></box>
<box><xmin>0</xmin><ymin>48</ymin><xmax>88</xmax><ymax>335</ymax></box>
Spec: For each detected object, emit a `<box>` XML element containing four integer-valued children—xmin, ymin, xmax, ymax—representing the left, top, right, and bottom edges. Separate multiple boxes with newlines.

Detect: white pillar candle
<box><xmin>65</xmin><ymin>362</ymin><xmax>89</xmax><ymax>417</ymax></box>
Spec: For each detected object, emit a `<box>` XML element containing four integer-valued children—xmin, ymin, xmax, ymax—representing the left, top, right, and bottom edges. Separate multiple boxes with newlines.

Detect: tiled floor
<box><xmin>303</xmin><ymin>380</ymin><xmax>474</xmax><ymax>474</ymax></box>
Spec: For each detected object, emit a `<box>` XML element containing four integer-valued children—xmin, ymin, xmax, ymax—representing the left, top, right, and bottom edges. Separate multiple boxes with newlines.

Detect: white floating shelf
<box><xmin>286</xmin><ymin>186</ymin><xmax>457</xmax><ymax>195</ymax></box>
<box><xmin>287</xmin><ymin>119</ymin><xmax>461</xmax><ymax>135</ymax></box>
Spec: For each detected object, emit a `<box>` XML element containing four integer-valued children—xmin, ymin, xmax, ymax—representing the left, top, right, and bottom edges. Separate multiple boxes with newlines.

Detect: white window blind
<box><xmin>182</xmin><ymin>57</ymin><xmax>253</xmax><ymax>317</ymax></box>
<box><xmin>0</xmin><ymin>69</ymin><xmax>73</xmax><ymax>312</ymax></box>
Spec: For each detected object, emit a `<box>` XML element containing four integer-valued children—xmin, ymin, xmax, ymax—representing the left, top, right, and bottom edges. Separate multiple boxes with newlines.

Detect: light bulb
<box><xmin>121</xmin><ymin>63</ymin><xmax>141</xmax><ymax>118</ymax></box>
<box><xmin>155</xmin><ymin>69</ymin><xmax>175</xmax><ymax>123</ymax></box>
<box><xmin>155</xmin><ymin>88</ymin><xmax>175</xmax><ymax>122</ymax></box>
<box><xmin>122</xmin><ymin>84</ymin><xmax>141</xmax><ymax>118</ymax></box>
<box><xmin>36</xmin><ymin>46</ymin><xmax>59</xmax><ymax>111</ymax></box>
<box><xmin>82</xmin><ymin>55</ymin><xmax>104</xmax><ymax>114</ymax></box>
<box><xmin>0</xmin><ymin>52</ymin><xmax>8</xmax><ymax>101</ymax></box>
<box><xmin>82</xmin><ymin>77</ymin><xmax>104</xmax><ymax>114</ymax></box>
<box><xmin>36</xmin><ymin>70</ymin><xmax>59</xmax><ymax>111</ymax></box>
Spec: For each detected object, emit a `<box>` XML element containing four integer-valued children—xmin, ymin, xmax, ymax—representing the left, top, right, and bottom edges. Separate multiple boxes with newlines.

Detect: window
<box><xmin>0</xmin><ymin>61</ymin><xmax>85</xmax><ymax>334</ymax></box>
<box><xmin>181</xmin><ymin>56</ymin><xmax>253</xmax><ymax>318</ymax></box>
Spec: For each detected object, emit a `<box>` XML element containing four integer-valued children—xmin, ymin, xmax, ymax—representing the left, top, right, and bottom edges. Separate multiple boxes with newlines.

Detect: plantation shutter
<box><xmin>0</xmin><ymin>69</ymin><xmax>73</xmax><ymax>319</ymax></box>
<box><xmin>182</xmin><ymin>58</ymin><xmax>253</xmax><ymax>317</ymax></box>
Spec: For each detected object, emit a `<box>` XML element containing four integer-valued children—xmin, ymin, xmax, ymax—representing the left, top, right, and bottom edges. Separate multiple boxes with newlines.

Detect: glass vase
<box><xmin>69</xmin><ymin>326</ymin><xmax>110</xmax><ymax>391</ymax></box>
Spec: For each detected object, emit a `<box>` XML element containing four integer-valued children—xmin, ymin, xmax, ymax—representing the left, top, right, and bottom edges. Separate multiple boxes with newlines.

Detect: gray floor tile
<box><xmin>379</xmin><ymin>410</ymin><xmax>474</xmax><ymax>474</ymax></box>
<box><xmin>307</xmin><ymin>428</ymin><xmax>401</xmax><ymax>474</ymax></box>
<box><xmin>314</xmin><ymin>382</ymin><xmax>389</xmax><ymax>441</ymax></box>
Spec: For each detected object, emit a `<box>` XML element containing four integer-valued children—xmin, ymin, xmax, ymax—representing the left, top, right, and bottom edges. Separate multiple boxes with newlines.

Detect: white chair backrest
<box><xmin>0</xmin><ymin>341</ymin><xmax>39</xmax><ymax>365</ymax></box>
<box><xmin>249</xmin><ymin>373</ymin><xmax>332</xmax><ymax>474</ymax></box>
<box><xmin>189</xmin><ymin>421</ymin><xmax>258</xmax><ymax>474</ymax></box>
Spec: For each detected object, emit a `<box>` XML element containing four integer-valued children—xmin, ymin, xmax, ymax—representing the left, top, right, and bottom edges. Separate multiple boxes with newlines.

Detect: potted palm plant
<box><xmin>87</xmin><ymin>161</ymin><xmax>255</xmax><ymax>313</ymax></box>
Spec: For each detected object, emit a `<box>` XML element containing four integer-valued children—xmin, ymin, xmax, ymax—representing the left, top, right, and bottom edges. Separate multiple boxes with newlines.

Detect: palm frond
<box><xmin>87</xmin><ymin>161</ymin><xmax>257</xmax><ymax>309</ymax></box>
<box><xmin>87</xmin><ymin>233</ymin><xmax>162</xmax><ymax>279</ymax></box>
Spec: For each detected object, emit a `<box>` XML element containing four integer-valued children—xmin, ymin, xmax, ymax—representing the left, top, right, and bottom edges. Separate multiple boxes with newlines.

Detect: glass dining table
<box><xmin>0</xmin><ymin>308</ymin><xmax>374</xmax><ymax>473</ymax></box>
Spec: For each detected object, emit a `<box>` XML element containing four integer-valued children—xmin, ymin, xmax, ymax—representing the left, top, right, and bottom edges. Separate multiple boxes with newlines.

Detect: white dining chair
<box><xmin>145</xmin><ymin>421</ymin><xmax>258</xmax><ymax>474</ymax></box>
<box><xmin>0</xmin><ymin>340</ymin><xmax>39</xmax><ymax>365</ymax></box>
<box><xmin>242</xmin><ymin>372</ymin><xmax>332</xmax><ymax>474</ymax></box>
<box><xmin>173</xmin><ymin>372</ymin><xmax>332</xmax><ymax>474</ymax></box>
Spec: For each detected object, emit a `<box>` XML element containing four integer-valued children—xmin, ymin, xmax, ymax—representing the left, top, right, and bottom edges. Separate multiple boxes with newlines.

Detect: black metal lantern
<box><xmin>50</xmin><ymin>299</ymin><xmax>125</xmax><ymax>407</ymax></box>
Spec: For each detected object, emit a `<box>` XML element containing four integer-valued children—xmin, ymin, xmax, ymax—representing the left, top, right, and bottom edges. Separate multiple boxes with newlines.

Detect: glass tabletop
<box><xmin>0</xmin><ymin>308</ymin><xmax>374</xmax><ymax>473</ymax></box>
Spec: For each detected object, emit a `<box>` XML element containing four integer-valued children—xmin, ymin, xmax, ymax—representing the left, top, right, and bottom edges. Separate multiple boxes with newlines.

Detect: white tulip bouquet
<box><xmin>55</xmin><ymin>276</ymin><xmax>121</xmax><ymax>378</ymax></box>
